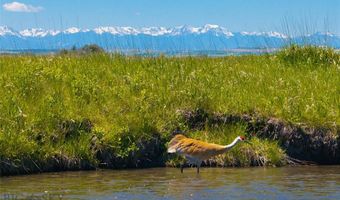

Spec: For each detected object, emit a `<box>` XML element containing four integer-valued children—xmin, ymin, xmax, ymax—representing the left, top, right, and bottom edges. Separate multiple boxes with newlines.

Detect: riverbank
<box><xmin>0</xmin><ymin>45</ymin><xmax>339</xmax><ymax>176</ymax></box>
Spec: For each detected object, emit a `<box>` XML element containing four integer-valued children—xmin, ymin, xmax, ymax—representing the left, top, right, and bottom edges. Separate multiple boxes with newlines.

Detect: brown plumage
<box><xmin>168</xmin><ymin>134</ymin><xmax>246</xmax><ymax>173</ymax></box>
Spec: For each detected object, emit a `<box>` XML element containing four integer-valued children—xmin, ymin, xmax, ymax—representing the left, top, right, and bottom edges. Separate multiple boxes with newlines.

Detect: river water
<box><xmin>1</xmin><ymin>166</ymin><xmax>340</xmax><ymax>200</ymax></box>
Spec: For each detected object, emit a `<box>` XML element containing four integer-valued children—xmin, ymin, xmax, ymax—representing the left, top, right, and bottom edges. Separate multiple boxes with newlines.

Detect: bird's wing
<box><xmin>176</xmin><ymin>138</ymin><xmax>227</xmax><ymax>159</ymax></box>
<box><xmin>168</xmin><ymin>135</ymin><xmax>227</xmax><ymax>160</ymax></box>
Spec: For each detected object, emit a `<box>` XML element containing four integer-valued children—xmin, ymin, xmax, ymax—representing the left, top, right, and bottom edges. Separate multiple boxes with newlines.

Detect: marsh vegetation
<box><xmin>0</xmin><ymin>45</ymin><xmax>339</xmax><ymax>175</ymax></box>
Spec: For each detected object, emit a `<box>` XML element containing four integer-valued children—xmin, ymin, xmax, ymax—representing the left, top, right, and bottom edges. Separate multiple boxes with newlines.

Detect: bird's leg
<box><xmin>180</xmin><ymin>158</ymin><xmax>186</xmax><ymax>173</ymax></box>
<box><xmin>196</xmin><ymin>161</ymin><xmax>201</xmax><ymax>174</ymax></box>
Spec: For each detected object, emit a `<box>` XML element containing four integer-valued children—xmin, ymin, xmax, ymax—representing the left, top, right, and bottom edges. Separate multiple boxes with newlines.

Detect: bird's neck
<box><xmin>223</xmin><ymin>137</ymin><xmax>240</xmax><ymax>151</ymax></box>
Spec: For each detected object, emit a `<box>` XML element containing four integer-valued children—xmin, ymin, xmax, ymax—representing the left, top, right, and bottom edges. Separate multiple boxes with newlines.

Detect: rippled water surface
<box><xmin>1</xmin><ymin>166</ymin><xmax>340</xmax><ymax>199</ymax></box>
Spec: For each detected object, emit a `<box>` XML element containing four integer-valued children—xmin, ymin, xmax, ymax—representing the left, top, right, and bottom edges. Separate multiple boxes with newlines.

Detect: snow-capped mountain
<box><xmin>0</xmin><ymin>26</ymin><xmax>18</xmax><ymax>36</ymax></box>
<box><xmin>0</xmin><ymin>24</ymin><xmax>339</xmax><ymax>51</ymax></box>
<box><xmin>20</xmin><ymin>28</ymin><xmax>61</xmax><ymax>37</ymax></box>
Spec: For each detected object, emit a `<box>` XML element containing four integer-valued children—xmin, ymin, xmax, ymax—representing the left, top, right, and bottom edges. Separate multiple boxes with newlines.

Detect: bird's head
<box><xmin>238</xmin><ymin>136</ymin><xmax>252</xmax><ymax>144</ymax></box>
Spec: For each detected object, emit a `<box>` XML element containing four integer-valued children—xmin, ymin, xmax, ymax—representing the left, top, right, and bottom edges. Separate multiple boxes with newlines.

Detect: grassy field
<box><xmin>0</xmin><ymin>45</ymin><xmax>339</xmax><ymax>174</ymax></box>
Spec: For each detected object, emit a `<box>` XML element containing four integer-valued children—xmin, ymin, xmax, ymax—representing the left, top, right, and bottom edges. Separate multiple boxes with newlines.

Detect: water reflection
<box><xmin>1</xmin><ymin>166</ymin><xmax>340</xmax><ymax>199</ymax></box>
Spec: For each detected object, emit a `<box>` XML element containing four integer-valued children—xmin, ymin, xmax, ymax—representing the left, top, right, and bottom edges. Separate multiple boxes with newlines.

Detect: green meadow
<box><xmin>0</xmin><ymin>45</ymin><xmax>339</xmax><ymax>174</ymax></box>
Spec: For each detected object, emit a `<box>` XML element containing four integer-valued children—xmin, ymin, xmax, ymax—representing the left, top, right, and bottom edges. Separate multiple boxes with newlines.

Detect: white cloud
<box><xmin>3</xmin><ymin>2</ymin><xmax>43</xmax><ymax>13</ymax></box>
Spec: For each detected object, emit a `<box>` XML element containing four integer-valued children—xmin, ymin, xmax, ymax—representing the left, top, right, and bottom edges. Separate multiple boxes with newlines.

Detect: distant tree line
<box><xmin>59</xmin><ymin>44</ymin><xmax>105</xmax><ymax>55</ymax></box>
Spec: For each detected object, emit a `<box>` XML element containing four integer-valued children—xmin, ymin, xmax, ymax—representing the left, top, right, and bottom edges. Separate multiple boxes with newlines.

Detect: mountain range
<box><xmin>1</xmin><ymin>24</ymin><xmax>339</xmax><ymax>52</ymax></box>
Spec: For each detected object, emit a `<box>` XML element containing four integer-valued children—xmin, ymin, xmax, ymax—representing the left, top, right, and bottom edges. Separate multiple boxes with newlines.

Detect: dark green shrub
<box><xmin>79</xmin><ymin>44</ymin><xmax>105</xmax><ymax>54</ymax></box>
<box><xmin>58</xmin><ymin>44</ymin><xmax>105</xmax><ymax>55</ymax></box>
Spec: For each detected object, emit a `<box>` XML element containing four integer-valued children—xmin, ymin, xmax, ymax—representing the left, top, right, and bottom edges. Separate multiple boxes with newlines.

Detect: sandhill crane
<box><xmin>167</xmin><ymin>134</ymin><xmax>249</xmax><ymax>173</ymax></box>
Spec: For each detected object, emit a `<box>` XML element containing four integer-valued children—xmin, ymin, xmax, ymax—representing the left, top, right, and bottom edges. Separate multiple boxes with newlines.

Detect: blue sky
<box><xmin>0</xmin><ymin>0</ymin><xmax>339</xmax><ymax>33</ymax></box>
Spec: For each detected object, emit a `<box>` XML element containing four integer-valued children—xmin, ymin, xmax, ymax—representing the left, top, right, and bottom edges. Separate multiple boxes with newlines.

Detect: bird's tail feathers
<box><xmin>167</xmin><ymin>134</ymin><xmax>186</xmax><ymax>153</ymax></box>
<box><xmin>167</xmin><ymin>146</ymin><xmax>177</xmax><ymax>153</ymax></box>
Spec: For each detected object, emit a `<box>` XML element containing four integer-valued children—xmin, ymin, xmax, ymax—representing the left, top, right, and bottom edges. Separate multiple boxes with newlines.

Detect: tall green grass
<box><xmin>277</xmin><ymin>45</ymin><xmax>340</xmax><ymax>68</ymax></box>
<box><xmin>0</xmin><ymin>46</ymin><xmax>339</xmax><ymax>172</ymax></box>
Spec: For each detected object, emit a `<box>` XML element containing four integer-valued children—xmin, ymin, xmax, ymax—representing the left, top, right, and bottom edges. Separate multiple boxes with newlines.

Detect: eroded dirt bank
<box><xmin>1</xmin><ymin>110</ymin><xmax>339</xmax><ymax>176</ymax></box>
